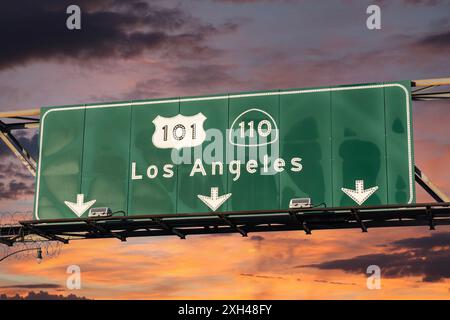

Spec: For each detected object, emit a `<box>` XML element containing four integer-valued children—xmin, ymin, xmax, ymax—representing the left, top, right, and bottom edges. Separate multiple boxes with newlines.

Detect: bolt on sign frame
<box><xmin>0</xmin><ymin>78</ymin><xmax>449</xmax><ymax>245</ymax></box>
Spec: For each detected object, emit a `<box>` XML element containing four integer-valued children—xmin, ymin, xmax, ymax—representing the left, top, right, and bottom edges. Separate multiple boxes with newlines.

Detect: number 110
<box><xmin>238</xmin><ymin>120</ymin><xmax>272</xmax><ymax>138</ymax></box>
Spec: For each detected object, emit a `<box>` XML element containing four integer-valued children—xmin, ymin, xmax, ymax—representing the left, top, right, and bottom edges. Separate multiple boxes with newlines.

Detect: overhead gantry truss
<box><xmin>0</xmin><ymin>78</ymin><xmax>449</xmax><ymax>245</ymax></box>
<box><xmin>0</xmin><ymin>203</ymin><xmax>449</xmax><ymax>245</ymax></box>
<box><xmin>0</xmin><ymin>108</ymin><xmax>39</xmax><ymax>176</ymax></box>
<box><xmin>412</xmin><ymin>78</ymin><xmax>450</xmax><ymax>101</ymax></box>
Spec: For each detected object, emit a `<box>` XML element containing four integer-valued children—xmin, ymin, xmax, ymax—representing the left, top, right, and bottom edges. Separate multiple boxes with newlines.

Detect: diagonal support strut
<box><xmin>289</xmin><ymin>212</ymin><xmax>312</xmax><ymax>235</ymax></box>
<box><xmin>85</xmin><ymin>220</ymin><xmax>127</xmax><ymax>241</ymax></box>
<box><xmin>351</xmin><ymin>209</ymin><xmax>368</xmax><ymax>233</ymax></box>
<box><xmin>152</xmin><ymin>218</ymin><xmax>185</xmax><ymax>239</ymax></box>
<box><xmin>218</xmin><ymin>214</ymin><xmax>247</xmax><ymax>237</ymax></box>
<box><xmin>415</xmin><ymin>166</ymin><xmax>449</xmax><ymax>203</ymax></box>
<box><xmin>0</xmin><ymin>121</ymin><xmax>36</xmax><ymax>176</ymax></box>
<box><xmin>20</xmin><ymin>223</ymin><xmax>69</xmax><ymax>244</ymax></box>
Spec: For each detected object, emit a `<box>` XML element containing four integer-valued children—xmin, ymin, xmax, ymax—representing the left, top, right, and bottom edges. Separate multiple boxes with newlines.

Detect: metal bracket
<box><xmin>0</xmin><ymin>238</ymin><xmax>14</xmax><ymax>247</ymax></box>
<box><xmin>218</xmin><ymin>214</ymin><xmax>247</xmax><ymax>237</ymax></box>
<box><xmin>412</xmin><ymin>78</ymin><xmax>450</xmax><ymax>99</ymax></box>
<box><xmin>351</xmin><ymin>209</ymin><xmax>367</xmax><ymax>232</ymax></box>
<box><xmin>152</xmin><ymin>218</ymin><xmax>185</xmax><ymax>239</ymax></box>
<box><xmin>412</xmin><ymin>91</ymin><xmax>450</xmax><ymax>101</ymax></box>
<box><xmin>0</xmin><ymin>120</ymin><xmax>37</xmax><ymax>176</ymax></box>
<box><xmin>415</xmin><ymin>166</ymin><xmax>449</xmax><ymax>202</ymax></box>
<box><xmin>85</xmin><ymin>220</ymin><xmax>126</xmax><ymax>242</ymax></box>
<box><xmin>289</xmin><ymin>212</ymin><xmax>312</xmax><ymax>235</ymax></box>
<box><xmin>426</xmin><ymin>205</ymin><xmax>435</xmax><ymax>230</ymax></box>
<box><xmin>0</xmin><ymin>203</ymin><xmax>446</xmax><ymax>244</ymax></box>
<box><xmin>302</xmin><ymin>221</ymin><xmax>312</xmax><ymax>235</ymax></box>
<box><xmin>20</xmin><ymin>223</ymin><xmax>69</xmax><ymax>244</ymax></box>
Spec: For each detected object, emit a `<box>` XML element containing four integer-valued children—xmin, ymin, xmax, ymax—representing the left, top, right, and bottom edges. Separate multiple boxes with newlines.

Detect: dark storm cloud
<box><xmin>126</xmin><ymin>63</ymin><xmax>243</xmax><ymax>99</ymax></box>
<box><xmin>416</xmin><ymin>30</ymin><xmax>450</xmax><ymax>49</ymax></box>
<box><xmin>0</xmin><ymin>0</ymin><xmax>236</xmax><ymax>70</ymax></box>
<box><xmin>298</xmin><ymin>232</ymin><xmax>450</xmax><ymax>283</ymax></box>
<box><xmin>0</xmin><ymin>130</ymin><xmax>36</xmax><ymax>201</ymax></box>
<box><xmin>209</xmin><ymin>0</ymin><xmax>316</xmax><ymax>3</ymax></box>
<box><xmin>210</xmin><ymin>0</ymin><xmax>271</xmax><ymax>3</ymax></box>
<box><xmin>396</xmin><ymin>0</ymin><xmax>445</xmax><ymax>5</ymax></box>
<box><xmin>0</xmin><ymin>291</ymin><xmax>89</xmax><ymax>300</ymax></box>
<box><xmin>354</xmin><ymin>0</ymin><xmax>448</xmax><ymax>6</ymax></box>
<box><xmin>0</xmin><ymin>162</ymin><xmax>34</xmax><ymax>181</ymax></box>
<box><xmin>213</xmin><ymin>0</ymin><xmax>446</xmax><ymax>4</ymax></box>
<box><xmin>0</xmin><ymin>131</ymin><xmax>39</xmax><ymax>160</ymax></box>
<box><xmin>0</xmin><ymin>131</ymin><xmax>37</xmax><ymax>201</ymax></box>
<box><xmin>391</xmin><ymin>232</ymin><xmax>450</xmax><ymax>251</ymax></box>
<box><xmin>173</xmin><ymin>64</ymin><xmax>239</xmax><ymax>89</ymax></box>
<box><xmin>0</xmin><ymin>179</ymin><xmax>34</xmax><ymax>200</ymax></box>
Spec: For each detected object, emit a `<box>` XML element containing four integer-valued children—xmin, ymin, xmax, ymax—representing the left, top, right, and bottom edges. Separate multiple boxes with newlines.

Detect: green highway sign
<box><xmin>34</xmin><ymin>81</ymin><xmax>415</xmax><ymax>220</ymax></box>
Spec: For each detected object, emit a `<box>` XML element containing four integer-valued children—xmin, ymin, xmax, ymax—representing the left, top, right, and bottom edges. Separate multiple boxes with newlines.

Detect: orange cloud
<box><xmin>1</xmin><ymin>227</ymin><xmax>449</xmax><ymax>299</ymax></box>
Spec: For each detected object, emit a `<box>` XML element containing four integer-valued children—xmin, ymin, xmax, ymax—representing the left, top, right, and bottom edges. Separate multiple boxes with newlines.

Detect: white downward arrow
<box><xmin>197</xmin><ymin>187</ymin><xmax>231</xmax><ymax>212</ymax></box>
<box><xmin>64</xmin><ymin>194</ymin><xmax>96</xmax><ymax>217</ymax></box>
<box><xmin>341</xmin><ymin>180</ymin><xmax>378</xmax><ymax>205</ymax></box>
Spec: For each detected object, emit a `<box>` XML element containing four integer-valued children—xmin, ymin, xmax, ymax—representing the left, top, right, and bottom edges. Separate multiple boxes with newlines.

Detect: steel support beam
<box><xmin>0</xmin><ymin>109</ymin><xmax>40</xmax><ymax>118</ymax></box>
<box><xmin>412</xmin><ymin>85</ymin><xmax>435</xmax><ymax>94</ymax></box>
<box><xmin>413</xmin><ymin>92</ymin><xmax>450</xmax><ymax>101</ymax></box>
<box><xmin>351</xmin><ymin>209</ymin><xmax>368</xmax><ymax>233</ymax></box>
<box><xmin>415</xmin><ymin>166</ymin><xmax>450</xmax><ymax>202</ymax></box>
<box><xmin>152</xmin><ymin>218</ymin><xmax>186</xmax><ymax>239</ymax></box>
<box><xmin>426</xmin><ymin>205</ymin><xmax>435</xmax><ymax>230</ymax></box>
<box><xmin>20</xmin><ymin>223</ymin><xmax>69</xmax><ymax>244</ymax></box>
<box><xmin>0</xmin><ymin>121</ymin><xmax>37</xmax><ymax>176</ymax></box>
<box><xmin>412</xmin><ymin>78</ymin><xmax>450</xmax><ymax>87</ymax></box>
<box><xmin>289</xmin><ymin>212</ymin><xmax>312</xmax><ymax>235</ymax></box>
<box><xmin>0</xmin><ymin>238</ymin><xmax>14</xmax><ymax>247</ymax></box>
<box><xmin>0</xmin><ymin>203</ymin><xmax>447</xmax><ymax>244</ymax></box>
<box><xmin>218</xmin><ymin>214</ymin><xmax>247</xmax><ymax>237</ymax></box>
<box><xmin>85</xmin><ymin>220</ymin><xmax>126</xmax><ymax>242</ymax></box>
<box><xmin>411</xmin><ymin>78</ymin><xmax>450</xmax><ymax>101</ymax></box>
<box><xmin>6</xmin><ymin>122</ymin><xmax>40</xmax><ymax>130</ymax></box>
<box><xmin>302</xmin><ymin>221</ymin><xmax>312</xmax><ymax>235</ymax></box>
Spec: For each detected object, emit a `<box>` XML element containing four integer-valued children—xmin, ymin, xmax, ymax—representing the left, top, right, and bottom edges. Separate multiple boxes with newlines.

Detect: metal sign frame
<box><xmin>34</xmin><ymin>82</ymin><xmax>415</xmax><ymax>219</ymax></box>
<box><xmin>0</xmin><ymin>203</ymin><xmax>449</xmax><ymax>246</ymax></box>
<box><xmin>0</xmin><ymin>78</ymin><xmax>449</xmax><ymax>246</ymax></box>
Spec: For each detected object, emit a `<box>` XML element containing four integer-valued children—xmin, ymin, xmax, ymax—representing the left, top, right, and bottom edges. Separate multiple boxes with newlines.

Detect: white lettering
<box><xmin>273</xmin><ymin>158</ymin><xmax>285</xmax><ymax>172</ymax></box>
<box><xmin>190</xmin><ymin>159</ymin><xmax>207</xmax><ymax>176</ymax></box>
<box><xmin>229</xmin><ymin>160</ymin><xmax>241</xmax><ymax>181</ymax></box>
<box><xmin>163</xmin><ymin>164</ymin><xmax>174</xmax><ymax>178</ymax></box>
<box><xmin>246</xmin><ymin>159</ymin><xmax>258</xmax><ymax>173</ymax></box>
<box><xmin>146</xmin><ymin>165</ymin><xmax>158</xmax><ymax>179</ymax></box>
<box><xmin>212</xmin><ymin>161</ymin><xmax>223</xmax><ymax>175</ymax></box>
<box><xmin>131</xmin><ymin>162</ymin><xmax>143</xmax><ymax>180</ymax></box>
<box><xmin>291</xmin><ymin>157</ymin><xmax>303</xmax><ymax>172</ymax></box>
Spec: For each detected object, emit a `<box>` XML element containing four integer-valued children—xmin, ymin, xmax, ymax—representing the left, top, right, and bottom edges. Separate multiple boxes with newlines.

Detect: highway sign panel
<box><xmin>34</xmin><ymin>81</ymin><xmax>415</xmax><ymax>220</ymax></box>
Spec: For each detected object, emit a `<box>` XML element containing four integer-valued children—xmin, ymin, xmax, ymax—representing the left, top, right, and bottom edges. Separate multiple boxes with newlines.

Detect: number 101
<box><xmin>162</xmin><ymin>124</ymin><xmax>197</xmax><ymax>141</ymax></box>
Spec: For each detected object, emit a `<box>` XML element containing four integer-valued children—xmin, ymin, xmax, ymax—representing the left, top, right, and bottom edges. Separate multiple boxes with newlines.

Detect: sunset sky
<box><xmin>0</xmin><ymin>0</ymin><xmax>449</xmax><ymax>299</ymax></box>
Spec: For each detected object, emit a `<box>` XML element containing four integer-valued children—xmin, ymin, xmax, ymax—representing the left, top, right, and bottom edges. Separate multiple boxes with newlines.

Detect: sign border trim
<box><xmin>34</xmin><ymin>83</ymin><xmax>413</xmax><ymax>219</ymax></box>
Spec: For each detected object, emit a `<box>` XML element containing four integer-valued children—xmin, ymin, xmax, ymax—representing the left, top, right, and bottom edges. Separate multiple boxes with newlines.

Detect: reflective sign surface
<box><xmin>35</xmin><ymin>81</ymin><xmax>414</xmax><ymax>220</ymax></box>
